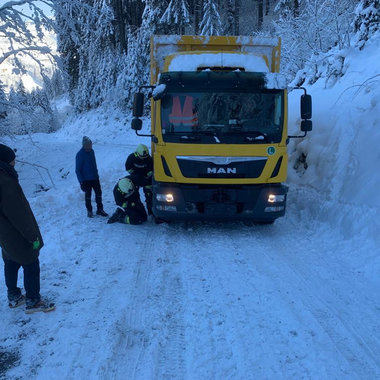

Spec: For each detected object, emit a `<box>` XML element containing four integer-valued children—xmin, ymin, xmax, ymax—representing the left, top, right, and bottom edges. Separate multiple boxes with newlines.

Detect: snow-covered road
<box><xmin>1</xmin><ymin>134</ymin><xmax>379</xmax><ymax>380</ymax></box>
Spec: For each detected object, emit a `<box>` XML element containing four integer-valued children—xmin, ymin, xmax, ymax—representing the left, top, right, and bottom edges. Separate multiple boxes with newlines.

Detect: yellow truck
<box><xmin>132</xmin><ymin>35</ymin><xmax>312</xmax><ymax>223</ymax></box>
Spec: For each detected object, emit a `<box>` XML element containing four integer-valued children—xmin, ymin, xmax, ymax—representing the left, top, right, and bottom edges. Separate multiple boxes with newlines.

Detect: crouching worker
<box><xmin>107</xmin><ymin>177</ymin><xmax>147</xmax><ymax>225</ymax></box>
<box><xmin>125</xmin><ymin>144</ymin><xmax>153</xmax><ymax>215</ymax></box>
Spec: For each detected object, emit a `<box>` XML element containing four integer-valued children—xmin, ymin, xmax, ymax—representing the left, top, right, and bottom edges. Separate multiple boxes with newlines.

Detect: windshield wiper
<box><xmin>180</xmin><ymin>135</ymin><xmax>201</xmax><ymax>142</ymax></box>
<box><xmin>193</xmin><ymin>130</ymin><xmax>222</xmax><ymax>143</ymax></box>
<box><xmin>244</xmin><ymin>135</ymin><xmax>268</xmax><ymax>143</ymax></box>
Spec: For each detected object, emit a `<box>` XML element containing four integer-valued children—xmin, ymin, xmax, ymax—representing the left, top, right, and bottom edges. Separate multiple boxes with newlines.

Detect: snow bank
<box><xmin>54</xmin><ymin>107</ymin><xmax>151</xmax><ymax>145</ymax></box>
<box><xmin>168</xmin><ymin>52</ymin><xmax>269</xmax><ymax>72</ymax></box>
<box><xmin>287</xmin><ymin>34</ymin><xmax>380</xmax><ymax>245</ymax></box>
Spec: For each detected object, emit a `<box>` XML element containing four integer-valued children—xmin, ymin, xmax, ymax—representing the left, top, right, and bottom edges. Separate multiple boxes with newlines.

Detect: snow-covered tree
<box><xmin>224</xmin><ymin>0</ymin><xmax>236</xmax><ymax>35</ymax></box>
<box><xmin>54</xmin><ymin>0</ymin><xmax>118</xmax><ymax>111</ymax></box>
<box><xmin>273</xmin><ymin>0</ymin><xmax>356</xmax><ymax>81</ymax></box>
<box><xmin>160</xmin><ymin>0</ymin><xmax>191</xmax><ymax>34</ymax></box>
<box><xmin>43</xmin><ymin>70</ymin><xmax>66</xmax><ymax>99</ymax></box>
<box><xmin>54</xmin><ymin>1</ymin><xmax>82</xmax><ymax>100</ymax></box>
<box><xmin>354</xmin><ymin>0</ymin><xmax>380</xmax><ymax>48</ymax></box>
<box><xmin>4</xmin><ymin>83</ymin><xmax>58</xmax><ymax>135</ymax></box>
<box><xmin>275</xmin><ymin>0</ymin><xmax>299</xmax><ymax>17</ymax></box>
<box><xmin>0</xmin><ymin>81</ymin><xmax>8</xmax><ymax>122</ymax></box>
<box><xmin>0</xmin><ymin>1</ymin><xmax>55</xmax><ymax>75</ymax></box>
<box><xmin>200</xmin><ymin>0</ymin><xmax>222</xmax><ymax>36</ymax></box>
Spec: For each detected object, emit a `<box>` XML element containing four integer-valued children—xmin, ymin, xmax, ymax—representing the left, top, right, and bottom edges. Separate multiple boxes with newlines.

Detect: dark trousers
<box><xmin>130</xmin><ymin>174</ymin><xmax>153</xmax><ymax>215</ymax></box>
<box><xmin>3</xmin><ymin>256</ymin><xmax>40</xmax><ymax>301</ymax></box>
<box><xmin>143</xmin><ymin>186</ymin><xmax>153</xmax><ymax>215</ymax></box>
<box><xmin>83</xmin><ymin>179</ymin><xmax>103</xmax><ymax>212</ymax></box>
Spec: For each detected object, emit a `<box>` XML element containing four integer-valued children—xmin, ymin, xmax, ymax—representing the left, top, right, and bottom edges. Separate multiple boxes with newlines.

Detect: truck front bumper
<box><xmin>152</xmin><ymin>181</ymin><xmax>288</xmax><ymax>222</ymax></box>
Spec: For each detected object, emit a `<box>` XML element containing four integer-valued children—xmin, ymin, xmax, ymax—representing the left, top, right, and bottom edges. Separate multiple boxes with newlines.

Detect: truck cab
<box><xmin>132</xmin><ymin>36</ymin><xmax>312</xmax><ymax>223</ymax></box>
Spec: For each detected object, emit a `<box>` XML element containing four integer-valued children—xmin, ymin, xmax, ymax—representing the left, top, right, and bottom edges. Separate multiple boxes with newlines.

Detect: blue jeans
<box><xmin>3</xmin><ymin>256</ymin><xmax>40</xmax><ymax>302</ymax></box>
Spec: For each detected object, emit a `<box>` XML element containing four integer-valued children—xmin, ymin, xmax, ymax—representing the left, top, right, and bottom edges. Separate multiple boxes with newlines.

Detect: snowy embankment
<box><xmin>0</xmin><ymin>38</ymin><xmax>379</xmax><ymax>379</ymax></box>
<box><xmin>288</xmin><ymin>35</ymin><xmax>380</xmax><ymax>249</ymax></box>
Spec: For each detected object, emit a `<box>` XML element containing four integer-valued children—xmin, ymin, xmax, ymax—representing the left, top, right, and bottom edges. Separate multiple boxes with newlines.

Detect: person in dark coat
<box><xmin>107</xmin><ymin>177</ymin><xmax>147</xmax><ymax>225</ymax></box>
<box><xmin>0</xmin><ymin>144</ymin><xmax>55</xmax><ymax>313</ymax></box>
<box><xmin>125</xmin><ymin>144</ymin><xmax>153</xmax><ymax>215</ymax></box>
<box><xmin>76</xmin><ymin>136</ymin><xmax>108</xmax><ymax>218</ymax></box>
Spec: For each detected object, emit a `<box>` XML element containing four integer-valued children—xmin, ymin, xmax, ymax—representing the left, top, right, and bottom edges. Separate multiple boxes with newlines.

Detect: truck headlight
<box><xmin>268</xmin><ymin>194</ymin><xmax>285</xmax><ymax>203</ymax></box>
<box><xmin>156</xmin><ymin>193</ymin><xmax>174</xmax><ymax>203</ymax></box>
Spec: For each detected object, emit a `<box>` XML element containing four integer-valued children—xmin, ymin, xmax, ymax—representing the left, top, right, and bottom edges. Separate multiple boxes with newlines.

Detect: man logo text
<box><xmin>207</xmin><ymin>167</ymin><xmax>237</xmax><ymax>174</ymax></box>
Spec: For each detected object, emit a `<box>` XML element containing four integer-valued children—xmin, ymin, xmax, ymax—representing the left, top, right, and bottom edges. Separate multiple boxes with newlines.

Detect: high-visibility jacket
<box><xmin>169</xmin><ymin>96</ymin><xmax>198</xmax><ymax>128</ymax></box>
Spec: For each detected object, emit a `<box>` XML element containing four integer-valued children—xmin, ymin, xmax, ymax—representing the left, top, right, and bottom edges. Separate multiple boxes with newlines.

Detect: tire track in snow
<box><xmin>154</xmin><ymin>229</ymin><xmax>186</xmax><ymax>380</ymax></box>
<box><xmin>97</xmin><ymin>226</ymin><xmax>160</xmax><ymax>379</ymax></box>
<box><xmin>170</xmin><ymin>223</ymin><xmax>269</xmax><ymax>379</ymax></box>
<box><xmin>251</xmin><ymin>223</ymin><xmax>380</xmax><ymax>379</ymax></box>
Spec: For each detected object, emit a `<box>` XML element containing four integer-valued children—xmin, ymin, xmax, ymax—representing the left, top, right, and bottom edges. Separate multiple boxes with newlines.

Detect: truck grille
<box><xmin>176</xmin><ymin>156</ymin><xmax>267</xmax><ymax>179</ymax></box>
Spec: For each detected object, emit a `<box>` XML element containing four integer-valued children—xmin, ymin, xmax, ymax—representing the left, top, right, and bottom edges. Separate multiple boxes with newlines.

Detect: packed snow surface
<box><xmin>168</xmin><ymin>52</ymin><xmax>269</xmax><ymax>72</ymax></box>
<box><xmin>0</xmin><ymin>37</ymin><xmax>380</xmax><ymax>379</ymax></box>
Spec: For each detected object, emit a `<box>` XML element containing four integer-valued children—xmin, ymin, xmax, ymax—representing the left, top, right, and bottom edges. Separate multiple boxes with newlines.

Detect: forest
<box><xmin>0</xmin><ymin>0</ymin><xmax>378</xmax><ymax>134</ymax></box>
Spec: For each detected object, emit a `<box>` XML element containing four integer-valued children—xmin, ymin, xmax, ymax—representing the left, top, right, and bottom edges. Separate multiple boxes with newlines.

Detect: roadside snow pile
<box><xmin>54</xmin><ymin>106</ymin><xmax>150</xmax><ymax>144</ymax></box>
<box><xmin>287</xmin><ymin>34</ymin><xmax>380</xmax><ymax>244</ymax></box>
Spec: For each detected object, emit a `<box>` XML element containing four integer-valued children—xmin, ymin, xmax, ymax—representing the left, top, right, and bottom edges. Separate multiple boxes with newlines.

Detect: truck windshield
<box><xmin>160</xmin><ymin>90</ymin><xmax>284</xmax><ymax>144</ymax></box>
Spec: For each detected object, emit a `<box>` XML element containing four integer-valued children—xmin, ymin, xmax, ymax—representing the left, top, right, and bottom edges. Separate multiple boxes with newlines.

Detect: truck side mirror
<box><xmin>133</xmin><ymin>92</ymin><xmax>145</xmax><ymax>118</ymax></box>
<box><xmin>301</xmin><ymin>120</ymin><xmax>312</xmax><ymax>132</ymax></box>
<box><xmin>301</xmin><ymin>94</ymin><xmax>312</xmax><ymax>120</ymax></box>
<box><xmin>131</xmin><ymin>118</ymin><xmax>142</xmax><ymax>131</ymax></box>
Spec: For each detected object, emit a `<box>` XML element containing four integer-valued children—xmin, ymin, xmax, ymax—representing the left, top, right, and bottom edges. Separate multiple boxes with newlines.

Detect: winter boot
<box><xmin>8</xmin><ymin>294</ymin><xmax>25</xmax><ymax>309</ymax></box>
<box><xmin>87</xmin><ymin>210</ymin><xmax>94</xmax><ymax>218</ymax></box>
<box><xmin>25</xmin><ymin>298</ymin><xmax>56</xmax><ymax>314</ymax></box>
<box><xmin>107</xmin><ymin>208</ymin><xmax>123</xmax><ymax>224</ymax></box>
<box><xmin>96</xmin><ymin>209</ymin><xmax>108</xmax><ymax>217</ymax></box>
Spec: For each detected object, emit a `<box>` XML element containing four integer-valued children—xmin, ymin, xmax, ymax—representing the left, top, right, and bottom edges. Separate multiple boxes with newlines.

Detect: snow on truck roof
<box><xmin>167</xmin><ymin>52</ymin><xmax>270</xmax><ymax>73</ymax></box>
<box><xmin>151</xmin><ymin>35</ymin><xmax>282</xmax><ymax>82</ymax></box>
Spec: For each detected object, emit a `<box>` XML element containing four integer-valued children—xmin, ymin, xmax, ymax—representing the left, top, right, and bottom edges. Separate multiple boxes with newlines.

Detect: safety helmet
<box><xmin>135</xmin><ymin>144</ymin><xmax>149</xmax><ymax>159</ymax></box>
<box><xmin>118</xmin><ymin>177</ymin><xmax>135</xmax><ymax>196</ymax></box>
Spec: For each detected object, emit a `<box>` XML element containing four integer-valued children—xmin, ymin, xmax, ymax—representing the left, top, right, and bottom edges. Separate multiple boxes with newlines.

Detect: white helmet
<box><xmin>118</xmin><ymin>177</ymin><xmax>135</xmax><ymax>196</ymax></box>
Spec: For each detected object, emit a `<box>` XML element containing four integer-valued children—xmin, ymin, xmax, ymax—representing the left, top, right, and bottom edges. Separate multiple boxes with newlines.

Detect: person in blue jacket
<box><xmin>75</xmin><ymin>136</ymin><xmax>108</xmax><ymax>218</ymax></box>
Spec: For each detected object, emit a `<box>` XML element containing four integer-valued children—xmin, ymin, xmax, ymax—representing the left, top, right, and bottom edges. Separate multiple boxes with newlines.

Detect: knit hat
<box><xmin>82</xmin><ymin>136</ymin><xmax>92</xmax><ymax>146</ymax></box>
<box><xmin>0</xmin><ymin>144</ymin><xmax>16</xmax><ymax>163</ymax></box>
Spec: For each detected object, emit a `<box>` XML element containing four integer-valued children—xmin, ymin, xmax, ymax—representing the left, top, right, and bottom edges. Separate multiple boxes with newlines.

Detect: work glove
<box><xmin>32</xmin><ymin>238</ymin><xmax>40</xmax><ymax>251</ymax></box>
<box><xmin>80</xmin><ymin>182</ymin><xmax>86</xmax><ymax>192</ymax></box>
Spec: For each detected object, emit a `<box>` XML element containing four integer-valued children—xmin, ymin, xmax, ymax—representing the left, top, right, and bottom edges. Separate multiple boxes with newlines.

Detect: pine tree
<box><xmin>224</xmin><ymin>0</ymin><xmax>235</xmax><ymax>35</ymax></box>
<box><xmin>0</xmin><ymin>81</ymin><xmax>8</xmax><ymax>122</ymax></box>
<box><xmin>200</xmin><ymin>0</ymin><xmax>222</xmax><ymax>36</ymax></box>
<box><xmin>234</xmin><ymin>0</ymin><xmax>240</xmax><ymax>35</ymax></box>
<box><xmin>160</xmin><ymin>0</ymin><xmax>191</xmax><ymax>34</ymax></box>
<box><xmin>127</xmin><ymin>0</ymin><xmax>163</xmax><ymax>99</ymax></box>
<box><xmin>354</xmin><ymin>0</ymin><xmax>380</xmax><ymax>48</ymax></box>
